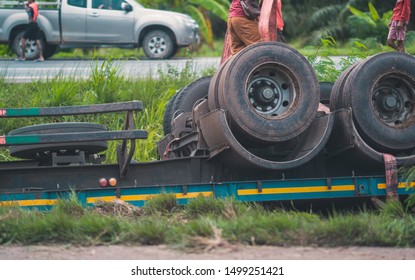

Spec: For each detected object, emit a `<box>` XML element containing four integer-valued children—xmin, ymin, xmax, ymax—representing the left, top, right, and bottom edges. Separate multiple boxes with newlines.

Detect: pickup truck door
<box><xmin>60</xmin><ymin>0</ymin><xmax>88</xmax><ymax>42</ymax></box>
<box><xmin>86</xmin><ymin>0</ymin><xmax>134</xmax><ymax>43</ymax></box>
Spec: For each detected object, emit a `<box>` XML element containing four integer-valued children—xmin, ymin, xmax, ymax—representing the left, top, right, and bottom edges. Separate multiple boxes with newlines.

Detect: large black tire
<box><xmin>163</xmin><ymin>76</ymin><xmax>212</xmax><ymax>135</ymax></box>
<box><xmin>215</xmin><ymin>42</ymin><xmax>319</xmax><ymax>143</ymax></box>
<box><xmin>142</xmin><ymin>30</ymin><xmax>176</xmax><ymax>59</ymax></box>
<box><xmin>163</xmin><ymin>91</ymin><xmax>180</xmax><ymax>136</ymax></box>
<box><xmin>346</xmin><ymin>52</ymin><xmax>415</xmax><ymax>151</ymax></box>
<box><xmin>8</xmin><ymin>123</ymin><xmax>108</xmax><ymax>160</ymax></box>
<box><xmin>11</xmin><ymin>30</ymin><xmax>45</xmax><ymax>60</ymax></box>
<box><xmin>329</xmin><ymin>61</ymin><xmax>362</xmax><ymax>111</ymax></box>
<box><xmin>319</xmin><ymin>82</ymin><xmax>333</xmax><ymax>106</ymax></box>
<box><xmin>208</xmin><ymin>55</ymin><xmax>237</xmax><ymax>111</ymax></box>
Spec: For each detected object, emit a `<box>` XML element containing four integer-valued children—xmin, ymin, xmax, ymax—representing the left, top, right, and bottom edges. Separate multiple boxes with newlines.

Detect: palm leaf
<box><xmin>308</xmin><ymin>5</ymin><xmax>343</xmax><ymax>30</ymax></box>
<box><xmin>368</xmin><ymin>2</ymin><xmax>380</xmax><ymax>21</ymax></box>
<box><xmin>189</xmin><ymin>0</ymin><xmax>229</xmax><ymax>21</ymax></box>
<box><xmin>186</xmin><ymin>5</ymin><xmax>214</xmax><ymax>48</ymax></box>
<box><xmin>348</xmin><ymin>5</ymin><xmax>376</xmax><ymax>27</ymax></box>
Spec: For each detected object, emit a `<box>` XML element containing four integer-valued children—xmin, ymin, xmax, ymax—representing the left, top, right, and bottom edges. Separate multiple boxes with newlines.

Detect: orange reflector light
<box><xmin>108</xmin><ymin>178</ymin><xmax>117</xmax><ymax>187</ymax></box>
<box><xmin>99</xmin><ymin>178</ymin><xmax>108</xmax><ymax>187</ymax></box>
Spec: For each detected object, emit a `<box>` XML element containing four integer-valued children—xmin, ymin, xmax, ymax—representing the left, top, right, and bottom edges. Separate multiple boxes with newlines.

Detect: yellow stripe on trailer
<box><xmin>0</xmin><ymin>199</ymin><xmax>57</xmax><ymax>207</ymax></box>
<box><xmin>238</xmin><ymin>185</ymin><xmax>355</xmax><ymax>196</ymax></box>
<box><xmin>86</xmin><ymin>191</ymin><xmax>213</xmax><ymax>204</ymax></box>
<box><xmin>377</xmin><ymin>182</ymin><xmax>415</xmax><ymax>189</ymax></box>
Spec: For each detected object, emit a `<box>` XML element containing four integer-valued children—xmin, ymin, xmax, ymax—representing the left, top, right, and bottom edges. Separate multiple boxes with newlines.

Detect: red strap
<box><xmin>383</xmin><ymin>153</ymin><xmax>398</xmax><ymax>199</ymax></box>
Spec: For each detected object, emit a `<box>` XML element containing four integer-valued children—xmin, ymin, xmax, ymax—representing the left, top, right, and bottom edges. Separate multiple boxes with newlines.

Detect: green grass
<box><xmin>1</xmin><ymin>195</ymin><xmax>415</xmax><ymax>248</ymax></box>
<box><xmin>3</xmin><ymin>35</ymin><xmax>415</xmax><ymax>60</ymax></box>
<box><xmin>0</xmin><ymin>59</ymin><xmax>218</xmax><ymax>162</ymax></box>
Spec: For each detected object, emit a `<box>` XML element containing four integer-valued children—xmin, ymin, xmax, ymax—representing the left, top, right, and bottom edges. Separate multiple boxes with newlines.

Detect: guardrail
<box><xmin>0</xmin><ymin>1</ymin><xmax>59</xmax><ymax>8</ymax></box>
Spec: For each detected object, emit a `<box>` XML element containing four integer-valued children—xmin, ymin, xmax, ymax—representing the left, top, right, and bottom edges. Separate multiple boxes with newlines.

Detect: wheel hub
<box><xmin>149</xmin><ymin>37</ymin><xmax>166</xmax><ymax>55</ymax></box>
<box><xmin>372</xmin><ymin>79</ymin><xmax>414</xmax><ymax>126</ymax></box>
<box><xmin>247</xmin><ymin>72</ymin><xmax>292</xmax><ymax>117</ymax></box>
<box><xmin>19</xmin><ymin>39</ymin><xmax>38</xmax><ymax>58</ymax></box>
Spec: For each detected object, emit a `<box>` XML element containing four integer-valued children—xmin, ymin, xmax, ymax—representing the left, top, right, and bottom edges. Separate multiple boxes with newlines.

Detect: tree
<box><xmin>347</xmin><ymin>2</ymin><xmax>391</xmax><ymax>44</ymax></box>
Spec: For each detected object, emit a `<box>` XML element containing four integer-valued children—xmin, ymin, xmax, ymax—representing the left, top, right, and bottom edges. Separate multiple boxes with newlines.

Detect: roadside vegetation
<box><xmin>1</xmin><ymin>0</ymin><xmax>415</xmax><ymax>246</ymax></box>
<box><xmin>1</xmin><ymin>0</ymin><xmax>415</xmax><ymax>59</ymax></box>
<box><xmin>1</xmin><ymin>194</ymin><xmax>415</xmax><ymax>248</ymax></box>
<box><xmin>1</xmin><ymin>54</ymin><xmax>415</xmax><ymax>249</ymax></box>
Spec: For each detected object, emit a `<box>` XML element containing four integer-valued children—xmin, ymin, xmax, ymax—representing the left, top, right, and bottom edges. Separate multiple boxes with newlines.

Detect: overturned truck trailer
<box><xmin>160</xmin><ymin>43</ymin><xmax>415</xmax><ymax>174</ymax></box>
<box><xmin>1</xmin><ymin>42</ymin><xmax>415</xmax><ymax>208</ymax></box>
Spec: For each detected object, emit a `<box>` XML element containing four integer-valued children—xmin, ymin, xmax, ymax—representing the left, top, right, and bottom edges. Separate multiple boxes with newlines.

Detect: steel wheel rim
<box><xmin>247</xmin><ymin>63</ymin><xmax>297</xmax><ymax>118</ymax></box>
<box><xmin>148</xmin><ymin>36</ymin><xmax>167</xmax><ymax>56</ymax></box>
<box><xmin>371</xmin><ymin>75</ymin><xmax>415</xmax><ymax>128</ymax></box>
<box><xmin>19</xmin><ymin>39</ymin><xmax>38</xmax><ymax>58</ymax></box>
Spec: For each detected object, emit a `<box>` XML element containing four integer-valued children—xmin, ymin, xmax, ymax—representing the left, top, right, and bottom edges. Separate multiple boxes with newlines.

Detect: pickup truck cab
<box><xmin>0</xmin><ymin>0</ymin><xmax>199</xmax><ymax>60</ymax></box>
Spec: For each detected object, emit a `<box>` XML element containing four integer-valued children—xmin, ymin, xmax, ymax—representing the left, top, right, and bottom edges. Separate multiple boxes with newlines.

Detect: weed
<box><xmin>142</xmin><ymin>193</ymin><xmax>179</xmax><ymax>215</ymax></box>
<box><xmin>184</xmin><ymin>196</ymin><xmax>251</xmax><ymax>219</ymax></box>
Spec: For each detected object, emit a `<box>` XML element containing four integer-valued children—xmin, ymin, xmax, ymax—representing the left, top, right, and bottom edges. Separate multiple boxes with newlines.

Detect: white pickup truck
<box><xmin>0</xmin><ymin>0</ymin><xmax>199</xmax><ymax>59</ymax></box>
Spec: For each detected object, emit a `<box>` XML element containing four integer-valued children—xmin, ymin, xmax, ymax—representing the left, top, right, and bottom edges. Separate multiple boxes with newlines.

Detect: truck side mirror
<box><xmin>121</xmin><ymin>2</ymin><xmax>132</xmax><ymax>12</ymax></box>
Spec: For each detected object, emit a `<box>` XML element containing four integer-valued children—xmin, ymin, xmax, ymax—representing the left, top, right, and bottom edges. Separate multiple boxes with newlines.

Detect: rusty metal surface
<box><xmin>199</xmin><ymin>109</ymin><xmax>334</xmax><ymax>170</ymax></box>
<box><xmin>327</xmin><ymin>109</ymin><xmax>415</xmax><ymax>166</ymax></box>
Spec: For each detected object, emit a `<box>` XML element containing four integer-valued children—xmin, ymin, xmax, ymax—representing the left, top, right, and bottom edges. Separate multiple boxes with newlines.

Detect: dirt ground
<box><xmin>1</xmin><ymin>245</ymin><xmax>415</xmax><ymax>260</ymax></box>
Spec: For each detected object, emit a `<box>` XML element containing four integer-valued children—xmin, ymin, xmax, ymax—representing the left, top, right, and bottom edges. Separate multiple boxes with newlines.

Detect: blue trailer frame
<box><xmin>1</xmin><ymin>175</ymin><xmax>414</xmax><ymax>209</ymax></box>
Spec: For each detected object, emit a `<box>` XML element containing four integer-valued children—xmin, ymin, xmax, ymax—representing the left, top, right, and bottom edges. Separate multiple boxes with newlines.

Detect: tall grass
<box><xmin>0</xmin><ymin>59</ymin><xmax>214</xmax><ymax>162</ymax></box>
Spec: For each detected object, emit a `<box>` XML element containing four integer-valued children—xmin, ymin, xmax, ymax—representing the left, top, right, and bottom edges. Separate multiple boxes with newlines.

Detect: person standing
<box><xmin>276</xmin><ymin>0</ymin><xmax>286</xmax><ymax>43</ymax></box>
<box><xmin>16</xmin><ymin>0</ymin><xmax>44</xmax><ymax>61</ymax></box>
<box><xmin>387</xmin><ymin>0</ymin><xmax>411</xmax><ymax>53</ymax></box>
<box><xmin>227</xmin><ymin>0</ymin><xmax>261</xmax><ymax>56</ymax></box>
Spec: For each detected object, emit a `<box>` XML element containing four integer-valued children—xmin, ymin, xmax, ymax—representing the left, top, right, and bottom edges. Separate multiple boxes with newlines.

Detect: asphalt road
<box><xmin>0</xmin><ymin>57</ymin><xmax>221</xmax><ymax>83</ymax></box>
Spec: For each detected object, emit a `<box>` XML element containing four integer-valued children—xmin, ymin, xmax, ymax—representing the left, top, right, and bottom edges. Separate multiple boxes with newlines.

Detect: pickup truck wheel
<box><xmin>163</xmin><ymin>76</ymin><xmax>212</xmax><ymax>135</ymax></box>
<box><xmin>142</xmin><ymin>30</ymin><xmax>175</xmax><ymax>59</ymax></box>
<box><xmin>12</xmin><ymin>31</ymin><xmax>44</xmax><ymax>60</ymax></box>
<box><xmin>8</xmin><ymin>123</ymin><xmax>108</xmax><ymax>160</ymax></box>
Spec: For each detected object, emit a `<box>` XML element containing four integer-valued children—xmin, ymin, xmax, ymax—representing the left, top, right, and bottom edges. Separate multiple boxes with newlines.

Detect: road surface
<box><xmin>0</xmin><ymin>57</ymin><xmax>221</xmax><ymax>83</ymax></box>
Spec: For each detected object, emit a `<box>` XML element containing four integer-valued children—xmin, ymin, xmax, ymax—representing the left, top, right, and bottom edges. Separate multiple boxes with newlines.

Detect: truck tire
<box><xmin>163</xmin><ymin>76</ymin><xmax>212</xmax><ymax>135</ymax></box>
<box><xmin>329</xmin><ymin>61</ymin><xmax>361</xmax><ymax>111</ymax></box>
<box><xmin>215</xmin><ymin>42</ymin><xmax>319</xmax><ymax>144</ymax></box>
<box><xmin>163</xmin><ymin>91</ymin><xmax>180</xmax><ymax>135</ymax></box>
<box><xmin>11</xmin><ymin>30</ymin><xmax>45</xmax><ymax>60</ymax></box>
<box><xmin>347</xmin><ymin>52</ymin><xmax>415</xmax><ymax>151</ymax></box>
<box><xmin>8</xmin><ymin>123</ymin><xmax>108</xmax><ymax>160</ymax></box>
<box><xmin>142</xmin><ymin>30</ymin><xmax>176</xmax><ymax>59</ymax></box>
<box><xmin>319</xmin><ymin>82</ymin><xmax>333</xmax><ymax>106</ymax></box>
<box><xmin>208</xmin><ymin>55</ymin><xmax>237</xmax><ymax>111</ymax></box>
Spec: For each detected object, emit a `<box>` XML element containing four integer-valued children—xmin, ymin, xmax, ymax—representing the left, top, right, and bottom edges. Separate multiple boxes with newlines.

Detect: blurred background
<box><xmin>1</xmin><ymin>0</ymin><xmax>415</xmax><ymax>58</ymax></box>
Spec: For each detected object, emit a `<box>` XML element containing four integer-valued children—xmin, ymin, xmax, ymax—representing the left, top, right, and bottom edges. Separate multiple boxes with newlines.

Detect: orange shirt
<box><xmin>276</xmin><ymin>0</ymin><xmax>284</xmax><ymax>30</ymax></box>
<box><xmin>28</xmin><ymin>2</ymin><xmax>39</xmax><ymax>22</ymax></box>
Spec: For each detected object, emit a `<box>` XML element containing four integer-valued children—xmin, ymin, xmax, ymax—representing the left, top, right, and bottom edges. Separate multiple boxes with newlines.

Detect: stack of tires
<box><xmin>164</xmin><ymin>42</ymin><xmax>334</xmax><ymax>170</ymax></box>
<box><xmin>328</xmin><ymin>52</ymin><xmax>415</xmax><ymax>167</ymax></box>
<box><xmin>163</xmin><ymin>43</ymin><xmax>415</xmax><ymax>171</ymax></box>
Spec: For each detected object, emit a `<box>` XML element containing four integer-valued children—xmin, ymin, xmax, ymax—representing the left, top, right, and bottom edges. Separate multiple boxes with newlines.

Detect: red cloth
<box><xmin>229</xmin><ymin>0</ymin><xmax>246</xmax><ymax>18</ymax></box>
<box><xmin>276</xmin><ymin>0</ymin><xmax>284</xmax><ymax>30</ymax></box>
<box><xmin>29</xmin><ymin>2</ymin><xmax>39</xmax><ymax>22</ymax></box>
<box><xmin>391</xmin><ymin>0</ymin><xmax>410</xmax><ymax>22</ymax></box>
<box><xmin>383</xmin><ymin>154</ymin><xmax>398</xmax><ymax>199</ymax></box>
